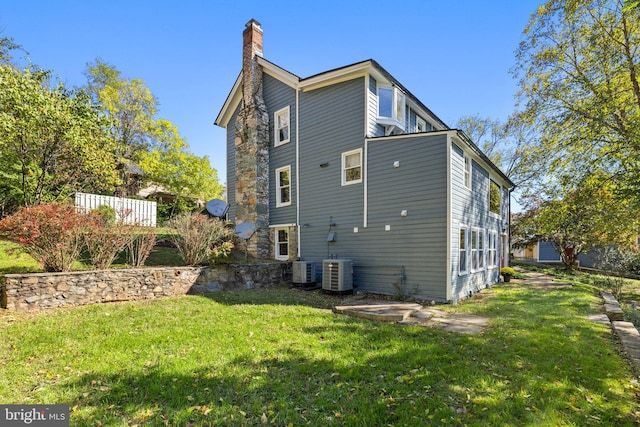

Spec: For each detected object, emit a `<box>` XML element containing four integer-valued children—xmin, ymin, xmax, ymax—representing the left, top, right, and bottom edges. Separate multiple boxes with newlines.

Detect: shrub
<box><xmin>0</xmin><ymin>203</ymin><xmax>92</xmax><ymax>272</ymax></box>
<box><xmin>170</xmin><ymin>213</ymin><xmax>234</xmax><ymax>266</ymax></box>
<box><xmin>125</xmin><ymin>227</ymin><xmax>157</xmax><ymax>268</ymax></box>
<box><xmin>90</xmin><ymin>205</ymin><xmax>116</xmax><ymax>226</ymax></box>
<box><xmin>83</xmin><ymin>219</ymin><xmax>134</xmax><ymax>269</ymax></box>
<box><xmin>594</xmin><ymin>246</ymin><xmax>629</xmax><ymax>299</ymax></box>
<box><xmin>209</xmin><ymin>240</ymin><xmax>235</xmax><ymax>264</ymax></box>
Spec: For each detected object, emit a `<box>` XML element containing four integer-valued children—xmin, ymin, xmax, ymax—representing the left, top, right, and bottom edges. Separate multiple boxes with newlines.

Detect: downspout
<box><xmin>296</xmin><ymin>84</ymin><xmax>301</xmax><ymax>258</ymax></box>
<box><xmin>364</xmin><ymin>138</ymin><xmax>368</xmax><ymax>228</ymax></box>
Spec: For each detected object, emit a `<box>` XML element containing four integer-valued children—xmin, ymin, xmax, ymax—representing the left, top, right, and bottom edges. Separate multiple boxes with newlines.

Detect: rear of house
<box><xmin>216</xmin><ymin>20</ymin><xmax>514</xmax><ymax>302</ymax></box>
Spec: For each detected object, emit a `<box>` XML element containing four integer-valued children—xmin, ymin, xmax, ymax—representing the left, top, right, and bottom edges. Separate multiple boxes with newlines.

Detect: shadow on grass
<box><xmin>54</xmin><ymin>290</ymin><xmax>638</xmax><ymax>426</ymax></box>
<box><xmin>197</xmin><ymin>286</ymin><xmax>347</xmax><ymax>310</ymax></box>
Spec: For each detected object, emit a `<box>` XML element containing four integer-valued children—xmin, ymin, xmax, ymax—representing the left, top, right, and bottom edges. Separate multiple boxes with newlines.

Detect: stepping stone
<box><xmin>612</xmin><ymin>321</ymin><xmax>640</xmax><ymax>372</ymax></box>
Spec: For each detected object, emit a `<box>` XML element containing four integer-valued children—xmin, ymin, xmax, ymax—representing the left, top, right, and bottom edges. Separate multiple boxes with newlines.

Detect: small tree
<box><xmin>0</xmin><ymin>203</ymin><xmax>92</xmax><ymax>272</ymax></box>
<box><xmin>170</xmin><ymin>213</ymin><xmax>234</xmax><ymax>266</ymax></box>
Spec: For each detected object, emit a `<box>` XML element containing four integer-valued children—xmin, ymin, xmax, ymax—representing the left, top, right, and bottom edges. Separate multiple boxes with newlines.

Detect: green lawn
<box><xmin>1</xmin><ymin>279</ymin><xmax>639</xmax><ymax>425</ymax></box>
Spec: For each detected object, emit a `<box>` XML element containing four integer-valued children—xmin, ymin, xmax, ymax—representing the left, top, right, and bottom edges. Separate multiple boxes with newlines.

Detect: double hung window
<box><xmin>276</xmin><ymin>166</ymin><xmax>291</xmax><ymax>207</ymax></box>
<box><xmin>342</xmin><ymin>149</ymin><xmax>362</xmax><ymax>185</ymax></box>
<box><xmin>274</xmin><ymin>106</ymin><xmax>290</xmax><ymax>146</ymax></box>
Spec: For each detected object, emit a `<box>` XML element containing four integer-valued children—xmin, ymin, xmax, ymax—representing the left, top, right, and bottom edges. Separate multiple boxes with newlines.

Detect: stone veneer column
<box><xmin>235</xmin><ymin>19</ymin><xmax>270</xmax><ymax>259</ymax></box>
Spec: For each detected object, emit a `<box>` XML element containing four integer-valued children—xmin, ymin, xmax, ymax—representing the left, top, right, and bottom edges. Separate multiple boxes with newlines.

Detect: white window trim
<box><xmin>471</xmin><ymin>227</ymin><xmax>485</xmax><ymax>273</ymax></box>
<box><xmin>487</xmin><ymin>231</ymin><xmax>498</xmax><ymax>268</ymax></box>
<box><xmin>489</xmin><ymin>178</ymin><xmax>501</xmax><ymax>218</ymax></box>
<box><xmin>275</xmin><ymin>165</ymin><xmax>292</xmax><ymax>207</ymax></box>
<box><xmin>377</xmin><ymin>85</ymin><xmax>406</xmax><ymax>131</ymax></box>
<box><xmin>464</xmin><ymin>155</ymin><xmax>472</xmax><ymax>190</ymax></box>
<box><xmin>416</xmin><ymin>116</ymin><xmax>427</xmax><ymax>133</ymax></box>
<box><xmin>274</xmin><ymin>106</ymin><xmax>290</xmax><ymax>147</ymax></box>
<box><xmin>342</xmin><ymin>148</ymin><xmax>362</xmax><ymax>186</ymax></box>
<box><xmin>459</xmin><ymin>225</ymin><xmax>469</xmax><ymax>276</ymax></box>
<box><xmin>274</xmin><ymin>227</ymin><xmax>289</xmax><ymax>261</ymax></box>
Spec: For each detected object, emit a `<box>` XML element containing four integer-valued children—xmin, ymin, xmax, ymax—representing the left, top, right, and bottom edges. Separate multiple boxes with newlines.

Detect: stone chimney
<box><xmin>235</xmin><ymin>19</ymin><xmax>270</xmax><ymax>259</ymax></box>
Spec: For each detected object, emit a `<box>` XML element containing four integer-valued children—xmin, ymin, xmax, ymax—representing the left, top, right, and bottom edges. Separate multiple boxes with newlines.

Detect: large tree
<box><xmin>85</xmin><ymin>60</ymin><xmax>223</xmax><ymax>207</ymax></box>
<box><xmin>455</xmin><ymin>114</ymin><xmax>547</xmax><ymax>188</ymax></box>
<box><xmin>513</xmin><ymin>0</ymin><xmax>640</xmax><ymax>204</ymax></box>
<box><xmin>138</xmin><ymin>119</ymin><xmax>223</xmax><ymax>214</ymax></box>
<box><xmin>0</xmin><ymin>65</ymin><xmax>119</xmax><ymax>212</ymax></box>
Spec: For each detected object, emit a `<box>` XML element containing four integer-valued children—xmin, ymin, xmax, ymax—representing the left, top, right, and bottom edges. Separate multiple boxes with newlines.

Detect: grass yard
<box><xmin>0</xmin><ymin>238</ymin><xmax>184</xmax><ymax>276</ymax></box>
<box><xmin>1</xmin><ymin>279</ymin><xmax>639</xmax><ymax>426</ymax></box>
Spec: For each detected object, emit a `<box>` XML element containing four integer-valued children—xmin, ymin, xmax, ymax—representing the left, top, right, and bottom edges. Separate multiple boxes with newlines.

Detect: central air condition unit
<box><xmin>322</xmin><ymin>259</ymin><xmax>353</xmax><ymax>292</ymax></box>
<box><xmin>292</xmin><ymin>261</ymin><xmax>316</xmax><ymax>284</ymax></box>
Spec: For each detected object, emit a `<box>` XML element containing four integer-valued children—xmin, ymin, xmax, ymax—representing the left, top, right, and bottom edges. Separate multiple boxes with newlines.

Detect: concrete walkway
<box><xmin>333</xmin><ymin>299</ymin><xmax>489</xmax><ymax>335</ymax></box>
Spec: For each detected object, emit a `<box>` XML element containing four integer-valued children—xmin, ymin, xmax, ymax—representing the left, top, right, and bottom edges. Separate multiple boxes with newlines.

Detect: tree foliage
<box><xmin>513</xmin><ymin>0</ymin><xmax>640</xmax><ymax>204</ymax></box>
<box><xmin>455</xmin><ymin>114</ymin><xmax>545</xmax><ymax>188</ymax></box>
<box><xmin>84</xmin><ymin>60</ymin><xmax>223</xmax><ymax>207</ymax></box>
<box><xmin>513</xmin><ymin>173</ymin><xmax>639</xmax><ymax>269</ymax></box>
<box><xmin>0</xmin><ymin>65</ymin><xmax>119</xmax><ymax>212</ymax></box>
<box><xmin>138</xmin><ymin>120</ymin><xmax>224</xmax><ymax>206</ymax></box>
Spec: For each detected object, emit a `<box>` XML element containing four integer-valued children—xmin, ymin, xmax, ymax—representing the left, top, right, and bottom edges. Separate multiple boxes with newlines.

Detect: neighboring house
<box><xmin>533</xmin><ymin>241</ymin><xmax>599</xmax><ymax>269</ymax></box>
<box><xmin>215</xmin><ymin>20</ymin><xmax>515</xmax><ymax>302</ymax></box>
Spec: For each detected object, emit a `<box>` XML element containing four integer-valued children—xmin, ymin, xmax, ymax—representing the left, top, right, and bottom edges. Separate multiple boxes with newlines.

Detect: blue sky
<box><xmin>2</xmin><ymin>0</ymin><xmax>541</xmax><ymax>184</ymax></box>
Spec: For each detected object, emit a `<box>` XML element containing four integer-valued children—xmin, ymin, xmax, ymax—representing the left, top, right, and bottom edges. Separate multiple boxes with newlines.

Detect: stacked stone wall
<box><xmin>1</xmin><ymin>263</ymin><xmax>291</xmax><ymax>312</ymax></box>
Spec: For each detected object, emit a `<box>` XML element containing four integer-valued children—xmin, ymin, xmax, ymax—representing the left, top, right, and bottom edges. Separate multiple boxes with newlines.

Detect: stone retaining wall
<box><xmin>1</xmin><ymin>263</ymin><xmax>291</xmax><ymax>312</ymax></box>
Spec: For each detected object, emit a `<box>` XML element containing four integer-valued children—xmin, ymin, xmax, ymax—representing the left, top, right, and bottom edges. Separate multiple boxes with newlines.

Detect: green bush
<box><xmin>91</xmin><ymin>205</ymin><xmax>116</xmax><ymax>226</ymax></box>
<box><xmin>209</xmin><ymin>241</ymin><xmax>235</xmax><ymax>264</ymax></box>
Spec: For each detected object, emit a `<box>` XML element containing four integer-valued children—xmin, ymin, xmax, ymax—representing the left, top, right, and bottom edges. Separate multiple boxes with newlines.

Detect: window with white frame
<box><xmin>276</xmin><ymin>166</ymin><xmax>291</xmax><ymax>207</ymax></box>
<box><xmin>275</xmin><ymin>228</ymin><xmax>289</xmax><ymax>260</ymax></box>
<box><xmin>416</xmin><ymin>116</ymin><xmax>427</xmax><ymax>133</ymax></box>
<box><xmin>487</xmin><ymin>231</ymin><xmax>497</xmax><ymax>268</ymax></box>
<box><xmin>459</xmin><ymin>226</ymin><xmax>468</xmax><ymax>274</ymax></box>
<box><xmin>478</xmin><ymin>229</ymin><xmax>485</xmax><ymax>270</ymax></box>
<box><xmin>377</xmin><ymin>86</ymin><xmax>406</xmax><ymax>130</ymax></box>
<box><xmin>464</xmin><ymin>155</ymin><xmax>472</xmax><ymax>189</ymax></box>
<box><xmin>489</xmin><ymin>179</ymin><xmax>501</xmax><ymax>215</ymax></box>
<box><xmin>274</xmin><ymin>106</ymin><xmax>290</xmax><ymax>146</ymax></box>
<box><xmin>471</xmin><ymin>228</ymin><xmax>485</xmax><ymax>271</ymax></box>
<box><xmin>342</xmin><ymin>149</ymin><xmax>362</xmax><ymax>185</ymax></box>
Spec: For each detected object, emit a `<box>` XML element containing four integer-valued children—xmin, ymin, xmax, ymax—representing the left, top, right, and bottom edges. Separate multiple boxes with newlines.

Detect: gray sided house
<box><xmin>215</xmin><ymin>20</ymin><xmax>515</xmax><ymax>303</ymax></box>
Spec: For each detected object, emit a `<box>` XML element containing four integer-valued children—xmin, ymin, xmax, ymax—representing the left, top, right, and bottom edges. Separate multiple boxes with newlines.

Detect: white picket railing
<box><xmin>75</xmin><ymin>192</ymin><xmax>157</xmax><ymax>227</ymax></box>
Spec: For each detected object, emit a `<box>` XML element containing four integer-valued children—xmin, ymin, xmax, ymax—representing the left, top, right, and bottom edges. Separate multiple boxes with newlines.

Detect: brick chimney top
<box><xmin>243</xmin><ymin>19</ymin><xmax>263</xmax><ymax>59</ymax></box>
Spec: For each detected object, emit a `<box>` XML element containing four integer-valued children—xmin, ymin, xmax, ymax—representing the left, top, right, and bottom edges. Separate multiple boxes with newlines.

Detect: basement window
<box><xmin>275</xmin><ymin>228</ymin><xmax>289</xmax><ymax>261</ymax></box>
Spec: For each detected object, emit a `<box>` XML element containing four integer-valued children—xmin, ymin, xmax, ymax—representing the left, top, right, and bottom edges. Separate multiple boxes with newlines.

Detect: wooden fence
<box><xmin>75</xmin><ymin>192</ymin><xmax>157</xmax><ymax>227</ymax></box>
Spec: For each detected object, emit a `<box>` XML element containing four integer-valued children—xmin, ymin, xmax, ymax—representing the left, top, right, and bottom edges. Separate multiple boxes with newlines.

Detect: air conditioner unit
<box><xmin>322</xmin><ymin>259</ymin><xmax>353</xmax><ymax>292</ymax></box>
<box><xmin>292</xmin><ymin>261</ymin><xmax>316</xmax><ymax>284</ymax></box>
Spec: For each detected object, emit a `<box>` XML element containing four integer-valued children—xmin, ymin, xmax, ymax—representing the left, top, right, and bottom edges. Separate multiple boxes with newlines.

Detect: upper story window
<box><xmin>416</xmin><ymin>116</ymin><xmax>427</xmax><ymax>133</ymax></box>
<box><xmin>274</xmin><ymin>106</ymin><xmax>290</xmax><ymax>146</ymax></box>
<box><xmin>377</xmin><ymin>86</ymin><xmax>405</xmax><ymax>131</ymax></box>
<box><xmin>464</xmin><ymin>156</ymin><xmax>472</xmax><ymax>189</ymax></box>
<box><xmin>489</xmin><ymin>179</ymin><xmax>501</xmax><ymax>215</ymax></box>
<box><xmin>276</xmin><ymin>166</ymin><xmax>291</xmax><ymax>207</ymax></box>
<box><xmin>342</xmin><ymin>149</ymin><xmax>362</xmax><ymax>186</ymax></box>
